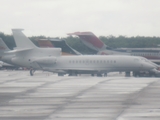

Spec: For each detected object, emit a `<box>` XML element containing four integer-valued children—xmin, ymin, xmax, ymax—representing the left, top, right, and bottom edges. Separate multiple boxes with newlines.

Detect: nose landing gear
<box><xmin>30</xmin><ymin>68</ymin><xmax>35</xmax><ymax>76</ymax></box>
<box><xmin>125</xmin><ymin>71</ymin><xmax>131</xmax><ymax>77</ymax></box>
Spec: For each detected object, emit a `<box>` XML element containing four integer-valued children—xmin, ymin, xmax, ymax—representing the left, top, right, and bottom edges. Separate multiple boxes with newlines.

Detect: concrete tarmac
<box><xmin>0</xmin><ymin>70</ymin><xmax>160</xmax><ymax>120</ymax></box>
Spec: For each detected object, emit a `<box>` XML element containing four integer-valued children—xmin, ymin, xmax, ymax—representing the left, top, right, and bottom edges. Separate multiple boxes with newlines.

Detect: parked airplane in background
<box><xmin>0</xmin><ymin>29</ymin><xmax>157</xmax><ymax>77</ymax></box>
<box><xmin>68</xmin><ymin>32</ymin><xmax>160</xmax><ymax>64</ymax></box>
<box><xmin>67</xmin><ymin>32</ymin><xmax>129</xmax><ymax>55</ymax></box>
<box><xmin>0</xmin><ymin>61</ymin><xmax>2</xmax><ymax>68</ymax></box>
<box><xmin>37</xmin><ymin>38</ymin><xmax>81</xmax><ymax>55</ymax></box>
<box><xmin>0</xmin><ymin>38</ymin><xmax>19</xmax><ymax>70</ymax></box>
<box><xmin>0</xmin><ymin>61</ymin><xmax>17</xmax><ymax>69</ymax></box>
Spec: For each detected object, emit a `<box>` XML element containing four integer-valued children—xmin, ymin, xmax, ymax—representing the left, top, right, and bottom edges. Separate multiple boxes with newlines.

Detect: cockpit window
<box><xmin>140</xmin><ymin>57</ymin><xmax>149</xmax><ymax>62</ymax></box>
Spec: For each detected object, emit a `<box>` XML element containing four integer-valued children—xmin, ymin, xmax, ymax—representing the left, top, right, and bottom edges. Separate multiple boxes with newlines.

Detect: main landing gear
<box><xmin>133</xmin><ymin>71</ymin><xmax>157</xmax><ymax>77</ymax></box>
<box><xmin>58</xmin><ymin>73</ymin><xmax>65</xmax><ymax>76</ymax></box>
<box><xmin>104</xmin><ymin>73</ymin><xmax>107</xmax><ymax>77</ymax></box>
<box><xmin>91</xmin><ymin>72</ymin><xmax>107</xmax><ymax>77</ymax></box>
<box><xmin>125</xmin><ymin>72</ymin><xmax>131</xmax><ymax>77</ymax></box>
<box><xmin>30</xmin><ymin>69</ymin><xmax>35</xmax><ymax>76</ymax></box>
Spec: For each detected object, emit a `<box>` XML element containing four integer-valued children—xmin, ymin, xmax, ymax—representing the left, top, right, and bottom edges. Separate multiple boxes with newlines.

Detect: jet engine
<box><xmin>29</xmin><ymin>57</ymin><xmax>58</xmax><ymax>72</ymax></box>
<box><xmin>1</xmin><ymin>55</ymin><xmax>14</xmax><ymax>64</ymax></box>
<box><xmin>32</xmin><ymin>57</ymin><xmax>57</xmax><ymax>65</ymax></box>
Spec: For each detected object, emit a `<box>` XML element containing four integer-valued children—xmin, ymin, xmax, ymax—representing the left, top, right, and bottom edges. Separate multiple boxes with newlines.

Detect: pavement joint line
<box><xmin>0</xmin><ymin>77</ymin><xmax>72</xmax><ymax>106</ymax></box>
<box><xmin>2</xmin><ymin>77</ymin><xmax>85</xmax><ymax>106</ymax></box>
<box><xmin>22</xmin><ymin>76</ymin><xmax>94</xmax><ymax>95</ymax></box>
<box><xmin>2</xmin><ymin>72</ymin><xmax>158</xmax><ymax>119</ymax></box>
<box><xmin>0</xmin><ymin>78</ymin><xmax>28</xmax><ymax>84</ymax></box>
<box><xmin>44</xmin><ymin>77</ymin><xmax>122</xmax><ymax>119</ymax></box>
<box><xmin>114</xmin><ymin>79</ymin><xmax>159</xmax><ymax>120</ymax></box>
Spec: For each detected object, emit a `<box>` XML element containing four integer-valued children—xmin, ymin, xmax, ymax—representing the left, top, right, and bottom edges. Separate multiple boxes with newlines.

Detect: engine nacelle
<box><xmin>35</xmin><ymin>48</ymin><xmax>62</xmax><ymax>57</ymax></box>
<box><xmin>33</xmin><ymin>57</ymin><xmax>57</xmax><ymax>65</ymax></box>
<box><xmin>1</xmin><ymin>55</ymin><xmax>14</xmax><ymax>64</ymax></box>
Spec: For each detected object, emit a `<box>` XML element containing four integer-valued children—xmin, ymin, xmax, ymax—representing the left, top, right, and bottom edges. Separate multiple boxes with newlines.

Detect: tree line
<box><xmin>1</xmin><ymin>32</ymin><xmax>160</xmax><ymax>54</ymax></box>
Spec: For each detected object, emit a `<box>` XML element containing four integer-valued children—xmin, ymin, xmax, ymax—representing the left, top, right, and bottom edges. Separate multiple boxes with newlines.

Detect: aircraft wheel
<box><xmin>104</xmin><ymin>73</ymin><xmax>107</xmax><ymax>77</ymax></box>
<box><xmin>133</xmin><ymin>72</ymin><xmax>137</xmax><ymax>77</ymax></box>
<box><xmin>133</xmin><ymin>72</ymin><xmax>139</xmax><ymax>77</ymax></box>
<box><xmin>58</xmin><ymin>73</ymin><xmax>64</xmax><ymax>76</ymax></box>
<box><xmin>30</xmin><ymin>69</ymin><xmax>35</xmax><ymax>76</ymax></box>
<box><xmin>125</xmin><ymin>71</ymin><xmax>131</xmax><ymax>77</ymax></box>
<box><xmin>97</xmin><ymin>73</ymin><xmax>102</xmax><ymax>77</ymax></box>
<box><xmin>149</xmin><ymin>73</ymin><xmax>156</xmax><ymax>77</ymax></box>
<box><xmin>91</xmin><ymin>73</ymin><xmax>94</xmax><ymax>76</ymax></box>
<box><xmin>69</xmin><ymin>71</ymin><xmax>77</xmax><ymax>76</ymax></box>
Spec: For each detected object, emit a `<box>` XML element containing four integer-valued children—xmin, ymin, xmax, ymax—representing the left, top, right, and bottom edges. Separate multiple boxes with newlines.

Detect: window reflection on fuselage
<box><xmin>68</xmin><ymin>60</ymin><xmax>116</xmax><ymax>64</ymax></box>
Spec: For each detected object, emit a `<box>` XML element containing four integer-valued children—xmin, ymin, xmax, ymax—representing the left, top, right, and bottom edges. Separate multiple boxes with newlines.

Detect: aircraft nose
<box><xmin>142</xmin><ymin>62</ymin><xmax>156</xmax><ymax>70</ymax></box>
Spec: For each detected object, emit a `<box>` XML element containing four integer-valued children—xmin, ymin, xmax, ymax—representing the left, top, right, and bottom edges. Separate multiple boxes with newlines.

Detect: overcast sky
<box><xmin>1</xmin><ymin>0</ymin><xmax>160</xmax><ymax>37</ymax></box>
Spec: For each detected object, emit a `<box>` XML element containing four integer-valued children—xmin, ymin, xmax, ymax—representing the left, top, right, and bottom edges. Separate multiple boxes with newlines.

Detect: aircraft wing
<box><xmin>59</xmin><ymin>67</ymin><xmax>99</xmax><ymax>71</ymax></box>
<box><xmin>42</xmin><ymin>66</ymin><xmax>103</xmax><ymax>73</ymax></box>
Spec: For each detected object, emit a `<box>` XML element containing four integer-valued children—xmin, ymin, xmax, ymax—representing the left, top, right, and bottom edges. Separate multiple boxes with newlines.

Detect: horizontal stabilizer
<box><xmin>5</xmin><ymin>48</ymin><xmax>33</xmax><ymax>54</ymax></box>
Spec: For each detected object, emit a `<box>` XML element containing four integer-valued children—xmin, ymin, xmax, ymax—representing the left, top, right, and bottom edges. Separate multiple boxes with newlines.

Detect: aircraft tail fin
<box><xmin>38</xmin><ymin>39</ymin><xmax>54</xmax><ymax>48</ymax></box>
<box><xmin>0</xmin><ymin>38</ymin><xmax>10</xmax><ymax>51</ymax></box>
<box><xmin>0</xmin><ymin>38</ymin><xmax>11</xmax><ymax>58</ymax></box>
<box><xmin>67</xmin><ymin>32</ymin><xmax>107</xmax><ymax>51</ymax></box>
<box><xmin>12</xmin><ymin>29</ymin><xmax>37</xmax><ymax>48</ymax></box>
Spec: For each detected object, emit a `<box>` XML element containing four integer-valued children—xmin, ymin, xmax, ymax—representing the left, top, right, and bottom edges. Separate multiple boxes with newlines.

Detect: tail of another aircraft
<box><xmin>67</xmin><ymin>32</ymin><xmax>107</xmax><ymax>52</ymax></box>
<box><xmin>0</xmin><ymin>38</ymin><xmax>10</xmax><ymax>58</ymax></box>
<box><xmin>38</xmin><ymin>40</ymin><xmax>54</xmax><ymax>48</ymax></box>
<box><xmin>12</xmin><ymin>29</ymin><xmax>37</xmax><ymax>48</ymax></box>
<box><xmin>0</xmin><ymin>38</ymin><xmax>10</xmax><ymax>51</ymax></box>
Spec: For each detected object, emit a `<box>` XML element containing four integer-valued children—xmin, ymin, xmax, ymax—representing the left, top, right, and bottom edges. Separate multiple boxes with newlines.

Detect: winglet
<box><xmin>12</xmin><ymin>29</ymin><xmax>37</xmax><ymax>48</ymax></box>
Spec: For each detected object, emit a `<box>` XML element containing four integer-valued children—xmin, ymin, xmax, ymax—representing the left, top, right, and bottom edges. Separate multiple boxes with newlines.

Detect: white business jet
<box><xmin>0</xmin><ymin>29</ymin><xmax>159</xmax><ymax>76</ymax></box>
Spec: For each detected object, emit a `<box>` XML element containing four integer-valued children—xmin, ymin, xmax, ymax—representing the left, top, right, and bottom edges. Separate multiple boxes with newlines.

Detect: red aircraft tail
<box><xmin>67</xmin><ymin>32</ymin><xmax>106</xmax><ymax>51</ymax></box>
